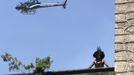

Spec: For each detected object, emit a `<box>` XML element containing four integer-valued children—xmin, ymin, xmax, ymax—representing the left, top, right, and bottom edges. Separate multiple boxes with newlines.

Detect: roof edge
<box><xmin>46</xmin><ymin>67</ymin><xmax>114</xmax><ymax>74</ymax></box>
<box><xmin>7</xmin><ymin>67</ymin><xmax>114</xmax><ymax>75</ymax></box>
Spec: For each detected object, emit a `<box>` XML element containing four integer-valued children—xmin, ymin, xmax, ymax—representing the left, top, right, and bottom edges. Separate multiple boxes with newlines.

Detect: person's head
<box><xmin>93</xmin><ymin>47</ymin><xmax>105</xmax><ymax>61</ymax></box>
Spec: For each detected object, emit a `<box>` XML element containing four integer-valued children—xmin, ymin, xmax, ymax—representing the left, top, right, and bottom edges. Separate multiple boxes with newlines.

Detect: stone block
<box><xmin>115</xmin><ymin>43</ymin><xmax>125</xmax><ymax>50</ymax></box>
<box><xmin>126</xmin><ymin>51</ymin><xmax>134</xmax><ymax>61</ymax></box>
<box><xmin>126</xmin><ymin>12</ymin><xmax>134</xmax><ymax>20</ymax></box>
<box><xmin>125</xmin><ymin>25</ymin><xmax>134</xmax><ymax>34</ymax></box>
<box><xmin>126</xmin><ymin>3</ymin><xmax>134</xmax><ymax>12</ymax></box>
<box><xmin>115</xmin><ymin>35</ymin><xmax>125</xmax><ymax>42</ymax></box>
<box><xmin>125</xmin><ymin>35</ymin><xmax>134</xmax><ymax>42</ymax></box>
<box><xmin>116</xmin><ymin>4</ymin><xmax>128</xmax><ymax>14</ymax></box>
<box><xmin>115</xmin><ymin>62</ymin><xmax>129</xmax><ymax>72</ymax></box>
<box><xmin>115</xmin><ymin>14</ymin><xmax>126</xmax><ymax>22</ymax></box>
<box><xmin>127</xmin><ymin>19</ymin><xmax>134</xmax><ymax>26</ymax></box>
<box><xmin>115</xmin><ymin>0</ymin><xmax>128</xmax><ymax>3</ymax></box>
<box><xmin>115</xmin><ymin>28</ymin><xmax>124</xmax><ymax>35</ymax></box>
<box><xmin>127</xmin><ymin>0</ymin><xmax>134</xmax><ymax>2</ymax></box>
<box><xmin>128</xmin><ymin>72</ymin><xmax>134</xmax><ymax>75</ymax></box>
<box><xmin>129</xmin><ymin>62</ymin><xmax>134</xmax><ymax>71</ymax></box>
<box><xmin>127</xmin><ymin>43</ymin><xmax>134</xmax><ymax>51</ymax></box>
<box><xmin>115</xmin><ymin>23</ymin><xmax>126</xmax><ymax>28</ymax></box>
<box><xmin>115</xmin><ymin>51</ymin><xmax>129</xmax><ymax>61</ymax></box>
<box><xmin>115</xmin><ymin>35</ymin><xmax>134</xmax><ymax>43</ymax></box>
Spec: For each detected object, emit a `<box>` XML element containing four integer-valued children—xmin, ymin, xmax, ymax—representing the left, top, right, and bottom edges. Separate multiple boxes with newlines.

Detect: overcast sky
<box><xmin>0</xmin><ymin>0</ymin><xmax>114</xmax><ymax>74</ymax></box>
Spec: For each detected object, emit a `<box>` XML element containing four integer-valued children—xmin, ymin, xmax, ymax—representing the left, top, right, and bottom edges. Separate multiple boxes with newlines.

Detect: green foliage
<box><xmin>33</xmin><ymin>56</ymin><xmax>52</xmax><ymax>74</ymax></box>
<box><xmin>36</xmin><ymin>56</ymin><xmax>52</xmax><ymax>69</ymax></box>
<box><xmin>24</xmin><ymin>63</ymin><xmax>34</xmax><ymax>70</ymax></box>
<box><xmin>1</xmin><ymin>52</ymin><xmax>12</xmax><ymax>61</ymax></box>
<box><xmin>1</xmin><ymin>52</ymin><xmax>52</xmax><ymax>74</ymax></box>
<box><xmin>1</xmin><ymin>52</ymin><xmax>22</xmax><ymax>71</ymax></box>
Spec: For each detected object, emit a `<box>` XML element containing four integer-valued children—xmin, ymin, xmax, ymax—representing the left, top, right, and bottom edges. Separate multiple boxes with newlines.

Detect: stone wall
<box><xmin>115</xmin><ymin>0</ymin><xmax>134</xmax><ymax>75</ymax></box>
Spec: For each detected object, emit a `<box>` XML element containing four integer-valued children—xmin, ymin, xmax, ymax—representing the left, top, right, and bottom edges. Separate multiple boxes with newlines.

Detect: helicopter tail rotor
<box><xmin>63</xmin><ymin>0</ymin><xmax>67</xmax><ymax>9</ymax></box>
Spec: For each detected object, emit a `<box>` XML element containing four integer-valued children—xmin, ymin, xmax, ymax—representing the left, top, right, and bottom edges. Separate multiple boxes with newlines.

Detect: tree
<box><xmin>1</xmin><ymin>52</ymin><xmax>52</xmax><ymax>74</ymax></box>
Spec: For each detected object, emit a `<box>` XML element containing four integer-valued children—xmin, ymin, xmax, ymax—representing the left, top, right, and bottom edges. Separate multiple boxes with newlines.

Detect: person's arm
<box><xmin>89</xmin><ymin>61</ymin><xmax>95</xmax><ymax>69</ymax></box>
<box><xmin>104</xmin><ymin>60</ymin><xmax>109</xmax><ymax>67</ymax></box>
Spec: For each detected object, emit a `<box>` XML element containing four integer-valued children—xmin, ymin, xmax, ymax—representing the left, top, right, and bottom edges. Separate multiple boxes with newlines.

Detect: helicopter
<box><xmin>16</xmin><ymin>0</ymin><xmax>68</xmax><ymax>14</ymax></box>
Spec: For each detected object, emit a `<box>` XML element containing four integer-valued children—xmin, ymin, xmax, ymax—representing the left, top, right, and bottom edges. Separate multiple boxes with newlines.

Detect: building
<box><xmin>115</xmin><ymin>0</ymin><xmax>134</xmax><ymax>75</ymax></box>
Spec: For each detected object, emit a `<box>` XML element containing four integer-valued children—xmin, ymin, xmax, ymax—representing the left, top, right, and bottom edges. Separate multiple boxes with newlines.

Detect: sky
<box><xmin>0</xmin><ymin>0</ymin><xmax>114</xmax><ymax>74</ymax></box>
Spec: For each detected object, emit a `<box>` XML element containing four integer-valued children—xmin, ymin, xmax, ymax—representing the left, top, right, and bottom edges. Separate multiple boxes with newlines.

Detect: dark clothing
<box><xmin>94</xmin><ymin>60</ymin><xmax>104</xmax><ymax>68</ymax></box>
<box><xmin>89</xmin><ymin>59</ymin><xmax>109</xmax><ymax>69</ymax></box>
<box><xmin>89</xmin><ymin>47</ymin><xmax>109</xmax><ymax>69</ymax></box>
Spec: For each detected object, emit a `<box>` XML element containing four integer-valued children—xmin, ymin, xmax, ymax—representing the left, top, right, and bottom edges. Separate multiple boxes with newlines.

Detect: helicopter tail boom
<box><xmin>62</xmin><ymin>0</ymin><xmax>67</xmax><ymax>9</ymax></box>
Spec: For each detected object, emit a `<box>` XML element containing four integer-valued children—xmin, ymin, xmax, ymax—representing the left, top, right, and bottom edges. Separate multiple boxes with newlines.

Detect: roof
<box><xmin>8</xmin><ymin>67</ymin><xmax>114</xmax><ymax>75</ymax></box>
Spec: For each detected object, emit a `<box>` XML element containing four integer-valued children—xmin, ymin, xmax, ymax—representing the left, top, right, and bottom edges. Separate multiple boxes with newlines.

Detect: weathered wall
<box><xmin>115</xmin><ymin>0</ymin><xmax>134</xmax><ymax>75</ymax></box>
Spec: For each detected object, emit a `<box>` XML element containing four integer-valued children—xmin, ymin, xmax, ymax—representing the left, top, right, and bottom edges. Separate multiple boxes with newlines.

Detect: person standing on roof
<box><xmin>89</xmin><ymin>47</ymin><xmax>109</xmax><ymax>68</ymax></box>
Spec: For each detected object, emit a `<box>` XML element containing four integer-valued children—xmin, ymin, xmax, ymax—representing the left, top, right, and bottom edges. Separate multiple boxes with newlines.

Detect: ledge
<box><xmin>51</xmin><ymin>67</ymin><xmax>114</xmax><ymax>74</ymax></box>
<box><xmin>8</xmin><ymin>67</ymin><xmax>114</xmax><ymax>75</ymax></box>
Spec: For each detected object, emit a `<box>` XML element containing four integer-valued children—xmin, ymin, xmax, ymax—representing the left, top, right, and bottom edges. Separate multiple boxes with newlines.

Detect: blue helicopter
<box><xmin>16</xmin><ymin>0</ymin><xmax>68</xmax><ymax>14</ymax></box>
